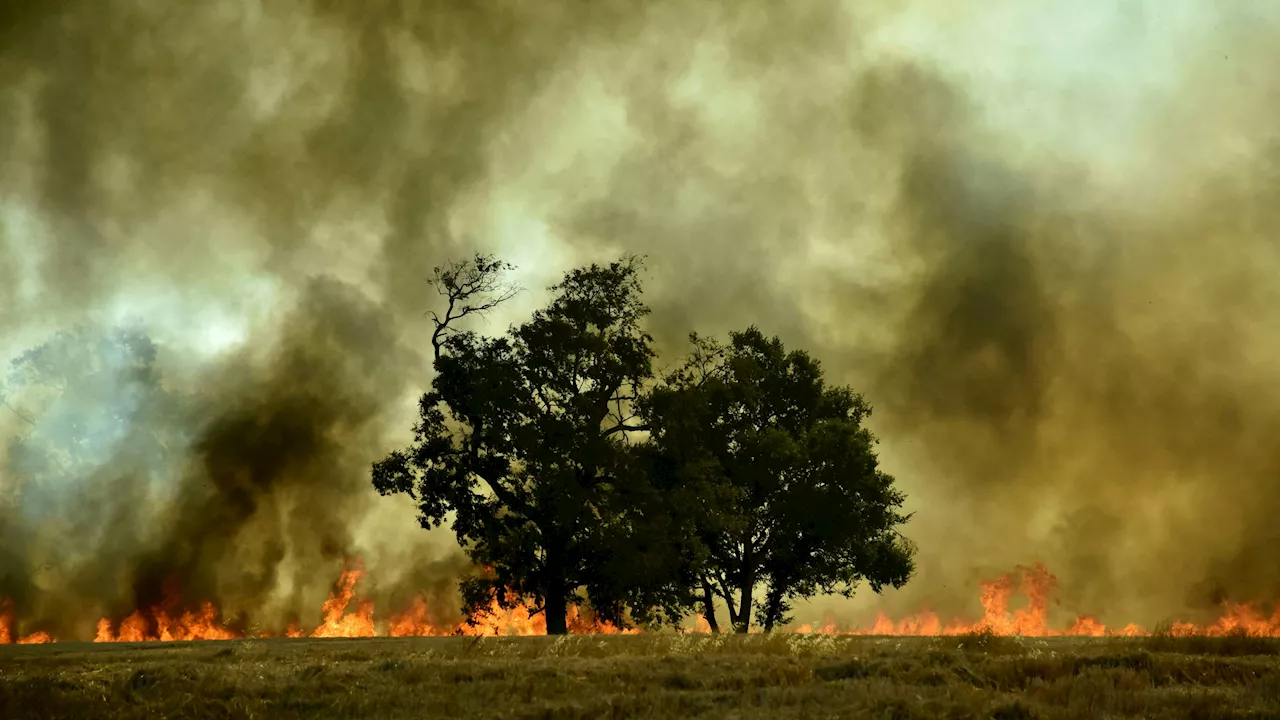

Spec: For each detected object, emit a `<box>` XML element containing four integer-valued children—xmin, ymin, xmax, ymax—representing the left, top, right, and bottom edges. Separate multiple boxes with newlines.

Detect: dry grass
<box><xmin>4</xmin><ymin>631</ymin><xmax>1280</xmax><ymax>719</ymax></box>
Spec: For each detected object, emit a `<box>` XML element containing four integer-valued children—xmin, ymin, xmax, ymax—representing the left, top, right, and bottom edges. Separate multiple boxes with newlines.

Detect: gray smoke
<box><xmin>2</xmin><ymin>0</ymin><xmax>1279</xmax><ymax>637</ymax></box>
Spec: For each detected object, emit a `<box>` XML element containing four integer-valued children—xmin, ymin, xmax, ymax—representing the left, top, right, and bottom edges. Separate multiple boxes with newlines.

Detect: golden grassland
<box><xmin>4</xmin><ymin>631</ymin><xmax>1280</xmax><ymax>719</ymax></box>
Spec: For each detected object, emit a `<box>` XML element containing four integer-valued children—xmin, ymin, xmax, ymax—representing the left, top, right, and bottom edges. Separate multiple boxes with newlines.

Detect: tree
<box><xmin>642</xmin><ymin>327</ymin><xmax>916</xmax><ymax>633</ymax></box>
<box><xmin>1</xmin><ymin>325</ymin><xmax>187</xmax><ymax>611</ymax></box>
<box><xmin>372</xmin><ymin>256</ymin><xmax>663</xmax><ymax>634</ymax></box>
<box><xmin>4</xmin><ymin>325</ymin><xmax>185</xmax><ymax>499</ymax></box>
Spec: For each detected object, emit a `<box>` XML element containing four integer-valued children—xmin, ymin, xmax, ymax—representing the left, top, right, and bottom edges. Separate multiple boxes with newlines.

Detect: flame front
<box><xmin>390</xmin><ymin>595</ymin><xmax>637</xmax><ymax>637</ymax></box>
<box><xmin>6</xmin><ymin>560</ymin><xmax>631</xmax><ymax>644</ymax></box>
<box><xmin>7</xmin><ymin>561</ymin><xmax>1280</xmax><ymax>644</ymax></box>
<box><xmin>792</xmin><ymin>564</ymin><xmax>1275</xmax><ymax>637</ymax></box>
<box><xmin>93</xmin><ymin>602</ymin><xmax>241</xmax><ymax>643</ymax></box>
<box><xmin>309</xmin><ymin>563</ymin><xmax>376</xmax><ymax>638</ymax></box>
<box><xmin>1</xmin><ymin>602</ymin><xmax>54</xmax><ymax>645</ymax></box>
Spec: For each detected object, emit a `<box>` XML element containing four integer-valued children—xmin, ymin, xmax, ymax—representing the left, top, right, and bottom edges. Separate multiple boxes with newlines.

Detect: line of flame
<box><xmin>6</xmin><ymin>562</ymin><xmax>1280</xmax><ymax>643</ymax></box>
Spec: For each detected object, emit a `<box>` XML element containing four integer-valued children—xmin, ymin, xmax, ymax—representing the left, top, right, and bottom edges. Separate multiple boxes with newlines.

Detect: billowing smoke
<box><xmin>0</xmin><ymin>0</ymin><xmax>646</xmax><ymax>636</ymax></box>
<box><xmin>3</xmin><ymin>0</ymin><xmax>1279</xmax><ymax>637</ymax></box>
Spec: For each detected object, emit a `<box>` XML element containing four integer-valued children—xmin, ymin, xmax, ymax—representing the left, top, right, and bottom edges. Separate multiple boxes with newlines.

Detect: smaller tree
<box><xmin>1</xmin><ymin>325</ymin><xmax>188</xmax><ymax>616</ymax></box>
<box><xmin>4</xmin><ymin>325</ymin><xmax>185</xmax><ymax>499</ymax></box>
<box><xmin>643</xmin><ymin>327</ymin><xmax>915</xmax><ymax>633</ymax></box>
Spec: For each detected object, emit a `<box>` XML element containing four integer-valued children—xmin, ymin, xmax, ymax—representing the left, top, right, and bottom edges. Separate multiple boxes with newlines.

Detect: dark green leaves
<box><xmin>373</xmin><ymin>256</ymin><xmax>665</xmax><ymax>633</ymax></box>
<box><xmin>377</xmin><ymin>256</ymin><xmax>916</xmax><ymax>635</ymax></box>
<box><xmin>642</xmin><ymin>327</ymin><xmax>915</xmax><ymax>632</ymax></box>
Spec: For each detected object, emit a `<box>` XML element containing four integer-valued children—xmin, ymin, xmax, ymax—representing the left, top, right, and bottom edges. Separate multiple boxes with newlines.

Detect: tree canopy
<box><xmin>1</xmin><ymin>325</ymin><xmax>188</xmax><ymax>607</ymax></box>
<box><xmin>374</xmin><ymin>255</ymin><xmax>916</xmax><ymax>635</ymax></box>
<box><xmin>4</xmin><ymin>325</ymin><xmax>186</xmax><ymax>506</ymax></box>
<box><xmin>641</xmin><ymin>328</ymin><xmax>915</xmax><ymax>632</ymax></box>
<box><xmin>372</xmin><ymin>256</ymin><xmax>665</xmax><ymax>634</ymax></box>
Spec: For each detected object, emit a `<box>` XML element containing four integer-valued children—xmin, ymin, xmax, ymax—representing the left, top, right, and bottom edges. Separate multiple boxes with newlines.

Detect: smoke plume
<box><xmin>2</xmin><ymin>0</ymin><xmax>1279</xmax><ymax>637</ymax></box>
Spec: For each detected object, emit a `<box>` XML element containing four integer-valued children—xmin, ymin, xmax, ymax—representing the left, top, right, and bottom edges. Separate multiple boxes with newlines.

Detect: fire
<box><xmin>94</xmin><ymin>602</ymin><xmax>241</xmax><ymax>643</ymax></box>
<box><xmin>387</xmin><ymin>597</ymin><xmax>450</xmax><ymax>637</ymax></box>
<box><xmin>0</xmin><ymin>559</ymin><xmax>632</xmax><ymax>644</ymax></box>
<box><xmin>390</xmin><ymin>595</ymin><xmax>638</xmax><ymax>637</ymax></box>
<box><xmin>789</xmin><ymin>564</ymin><xmax>1280</xmax><ymax>637</ymax></box>
<box><xmin>309</xmin><ymin>563</ymin><xmax>376</xmax><ymax>638</ymax></box>
<box><xmin>8</xmin><ymin>560</ymin><xmax>1280</xmax><ymax>644</ymax></box>
<box><xmin>0</xmin><ymin>604</ymin><xmax>56</xmax><ymax>645</ymax></box>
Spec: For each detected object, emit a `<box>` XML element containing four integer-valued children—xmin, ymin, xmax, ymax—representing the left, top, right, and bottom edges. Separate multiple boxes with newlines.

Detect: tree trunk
<box><xmin>761</xmin><ymin>587</ymin><xmax>783</xmax><ymax>633</ymax></box>
<box><xmin>734</xmin><ymin>541</ymin><xmax>755</xmax><ymax>633</ymax></box>
<box><xmin>734</xmin><ymin>582</ymin><xmax>753</xmax><ymax>634</ymax></box>
<box><xmin>725</xmin><ymin>598</ymin><xmax>741</xmax><ymax>631</ymax></box>
<box><xmin>545</xmin><ymin>591</ymin><xmax>568</xmax><ymax>635</ymax></box>
<box><xmin>544</xmin><ymin>549</ymin><xmax>568</xmax><ymax>636</ymax></box>
<box><xmin>701</xmin><ymin>581</ymin><xmax>720</xmax><ymax>634</ymax></box>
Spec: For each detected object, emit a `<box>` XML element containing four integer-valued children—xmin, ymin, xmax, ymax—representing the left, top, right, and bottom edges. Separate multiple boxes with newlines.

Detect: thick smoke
<box><xmin>0</xmin><ymin>0</ymin><xmax>648</xmax><ymax>636</ymax></box>
<box><xmin>850</xmin><ymin>12</ymin><xmax>1280</xmax><ymax>626</ymax></box>
<box><xmin>2</xmin><ymin>0</ymin><xmax>1279</xmax><ymax>637</ymax></box>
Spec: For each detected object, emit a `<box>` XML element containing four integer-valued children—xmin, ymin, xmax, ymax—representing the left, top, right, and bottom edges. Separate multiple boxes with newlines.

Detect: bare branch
<box><xmin>3</xmin><ymin>400</ymin><xmax>36</xmax><ymax>426</ymax></box>
<box><xmin>425</xmin><ymin>253</ymin><xmax>520</xmax><ymax>363</ymax></box>
<box><xmin>600</xmin><ymin>422</ymin><xmax>648</xmax><ymax>438</ymax></box>
<box><xmin>472</xmin><ymin>469</ymin><xmax>529</xmax><ymax>515</ymax></box>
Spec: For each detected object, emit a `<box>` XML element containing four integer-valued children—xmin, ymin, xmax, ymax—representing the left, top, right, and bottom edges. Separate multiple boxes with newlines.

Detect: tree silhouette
<box><xmin>4</xmin><ymin>325</ymin><xmax>185</xmax><ymax>496</ymax></box>
<box><xmin>372</xmin><ymin>256</ymin><xmax>659</xmax><ymax>634</ymax></box>
<box><xmin>1</xmin><ymin>325</ymin><xmax>187</xmax><ymax>610</ymax></box>
<box><xmin>424</xmin><ymin>253</ymin><xmax>519</xmax><ymax>363</ymax></box>
<box><xmin>642</xmin><ymin>328</ymin><xmax>916</xmax><ymax>632</ymax></box>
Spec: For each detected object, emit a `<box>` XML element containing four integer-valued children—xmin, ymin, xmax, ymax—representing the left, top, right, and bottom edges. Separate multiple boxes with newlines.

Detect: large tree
<box><xmin>642</xmin><ymin>328</ymin><xmax>916</xmax><ymax>633</ymax></box>
<box><xmin>372</xmin><ymin>256</ymin><xmax>664</xmax><ymax>634</ymax></box>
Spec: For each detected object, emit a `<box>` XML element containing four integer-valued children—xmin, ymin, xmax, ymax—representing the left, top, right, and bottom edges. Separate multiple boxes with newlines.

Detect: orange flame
<box><xmin>309</xmin><ymin>563</ymin><xmax>376</xmax><ymax>638</ymax></box>
<box><xmin>387</xmin><ymin>597</ymin><xmax>449</xmax><ymax>637</ymax></box>
<box><xmin>12</xmin><ymin>560</ymin><xmax>1280</xmax><ymax>644</ymax></box>
<box><xmin>383</xmin><ymin>595</ymin><xmax>638</xmax><ymax>637</ymax></box>
<box><xmin>93</xmin><ymin>601</ymin><xmax>240</xmax><ymax>643</ymax></box>
<box><xmin>73</xmin><ymin>560</ymin><xmax>629</xmax><ymax>643</ymax></box>
<box><xmin>788</xmin><ymin>564</ymin><xmax>1280</xmax><ymax>638</ymax></box>
<box><xmin>0</xmin><ymin>604</ymin><xmax>56</xmax><ymax>645</ymax></box>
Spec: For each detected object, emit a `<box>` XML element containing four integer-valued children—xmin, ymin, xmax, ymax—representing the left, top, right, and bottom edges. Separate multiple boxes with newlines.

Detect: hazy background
<box><xmin>2</xmin><ymin>0</ymin><xmax>1279</xmax><ymax>638</ymax></box>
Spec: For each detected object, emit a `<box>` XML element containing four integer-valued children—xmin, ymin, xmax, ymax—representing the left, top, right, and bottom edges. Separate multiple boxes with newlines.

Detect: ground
<box><xmin>3</xmin><ymin>632</ymin><xmax>1280</xmax><ymax>719</ymax></box>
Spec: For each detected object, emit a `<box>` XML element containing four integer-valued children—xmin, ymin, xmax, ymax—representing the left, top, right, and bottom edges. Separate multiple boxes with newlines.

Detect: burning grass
<box><xmin>12</xmin><ymin>561</ymin><xmax>1280</xmax><ymax>645</ymax></box>
<box><xmin>4</xmin><ymin>633</ymin><xmax>1280</xmax><ymax>719</ymax></box>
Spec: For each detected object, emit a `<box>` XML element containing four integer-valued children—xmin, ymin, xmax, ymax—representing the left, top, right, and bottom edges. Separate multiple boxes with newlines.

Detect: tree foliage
<box><xmin>4</xmin><ymin>325</ymin><xmax>185</xmax><ymax>497</ymax></box>
<box><xmin>372</xmin><ymin>256</ymin><xmax>670</xmax><ymax>634</ymax></box>
<box><xmin>1</xmin><ymin>325</ymin><xmax>187</xmax><ymax>600</ymax></box>
<box><xmin>376</xmin><ymin>254</ymin><xmax>917</xmax><ymax>635</ymax></box>
<box><xmin>642</xmin><ymin>328</ymin><xmax>916</xmax><ymax>632</ymax></box>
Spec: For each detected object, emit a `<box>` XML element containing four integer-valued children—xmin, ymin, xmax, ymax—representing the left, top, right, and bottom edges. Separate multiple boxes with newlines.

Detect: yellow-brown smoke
<box><xmin>2</xmin><ymin>0</ymin><xmax>1278</xmax><ymax>637</ymax></box>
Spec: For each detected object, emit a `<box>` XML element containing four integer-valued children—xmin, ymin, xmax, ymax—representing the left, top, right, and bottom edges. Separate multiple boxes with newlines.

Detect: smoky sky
<box><xmin>2</xmin><ymin>0</ymin><xmax>1280</xmax><ymax>637</ymax></box>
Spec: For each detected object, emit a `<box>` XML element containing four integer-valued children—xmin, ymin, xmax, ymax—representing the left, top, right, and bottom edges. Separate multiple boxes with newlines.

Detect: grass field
<box><xmin>4</xmin><ymin>631</ymin><xmax>1280</xmax><ymax>719</ymax></box>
